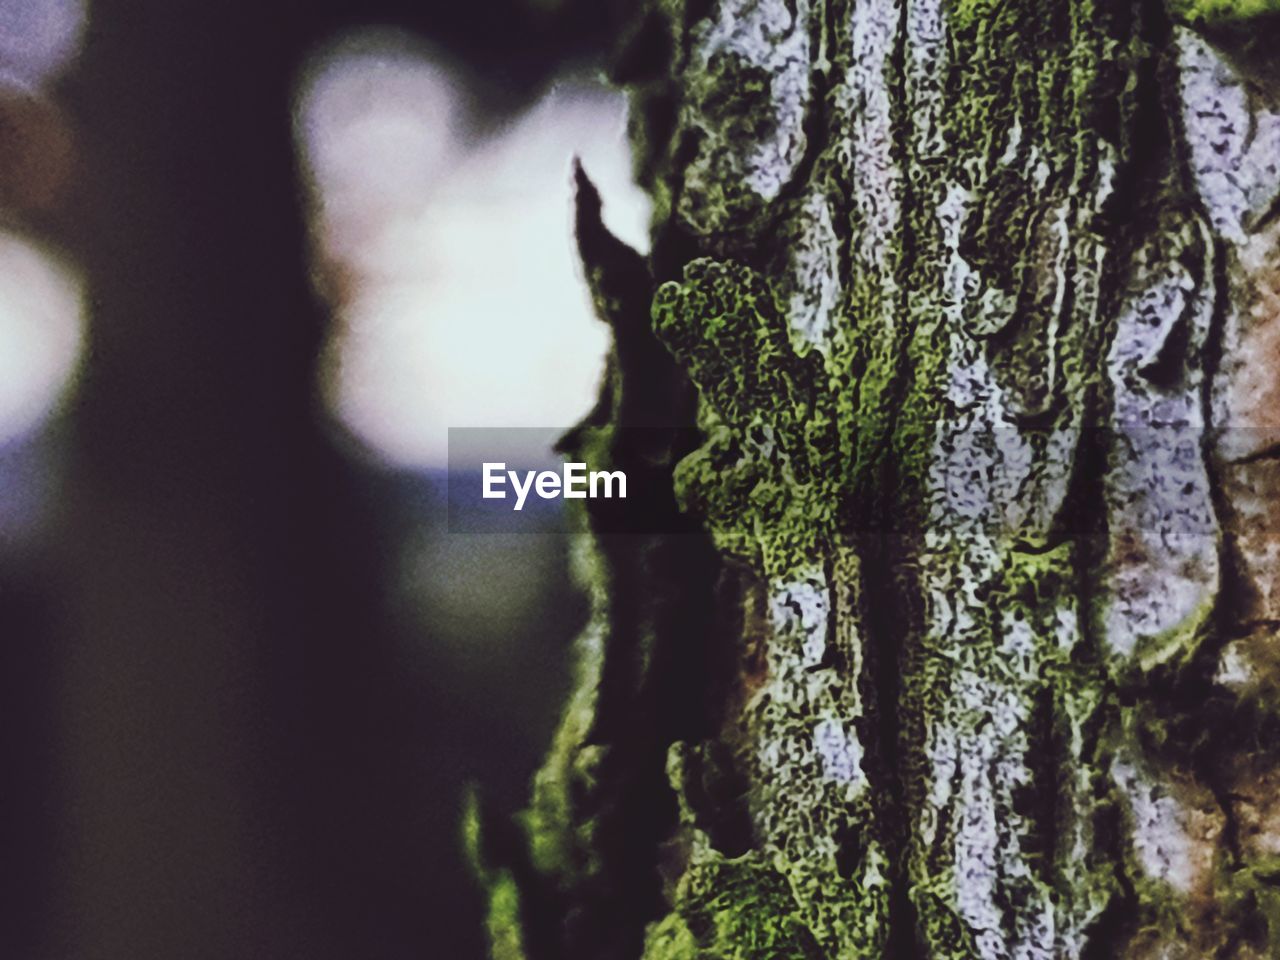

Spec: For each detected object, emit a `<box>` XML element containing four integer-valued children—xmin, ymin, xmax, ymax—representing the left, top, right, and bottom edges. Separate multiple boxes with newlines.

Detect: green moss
<box><xmin>522</xmin><ymin>640</ymin><xmax>607</xmax><ymax>882</ymax></box>
<box><xmin>652</xmin><ymin>259</ymin><xmax>842</xmax><ymax>576</ymax></box>
<box><xmin>654</xmin><ymin>740</ymin><xmax>891</xmax><ymax>959</ymax></box>
<box><xmin>1218</xmin><ymin>856</ymin><xmax>1280</xmax><ymax>955</ymax></box>
<box><xmin>638</xmin><ymin>745</ymin><xmax>834</xmax><ymax>958</ymax></box>
<box><xmin>642</xmin><ymin>912</ymin><xmax>703</xmax><ymax>960</ymax></box>
<box><xmin>1134</xmin><ymin>593</ymin><xmax>1218</xmax><ymax>675</ymax></box>
<box><xmin>1125</xmin><ymin>854</ymin><xmax>1280</xmax><ymax>957</ymax></box>
<box><xmin>486</xmin><ymin>872</ymin><xmax>532</xmax><ymax>960</ymax></box>
<box><xmin>464</xmin><ymin>788</ymin><xmax>538</xmax><ymax>960</ymax></box>
<box><xmin>947</xmin><ymin>0</ymin><xmax>1005</xmax><ymax>28</ymax></box>
<box><xmin>1168</xmin><ymin>0</ymin><xmax>1280</xmax><ymax>22</ymax></box>
<box><xmin>643</xmin><ymin>850</ymin><xmax>826</xmax><ymax>960</ymax></box>
<box><xmin>911</xmin><ymin>884</ymin><xmax>982</xmax><ymax>960</ymax></box>
<box><xmin>462</xmin><ymin>786</ymin><xmax>486</xmax><ymax>878</ymax></box>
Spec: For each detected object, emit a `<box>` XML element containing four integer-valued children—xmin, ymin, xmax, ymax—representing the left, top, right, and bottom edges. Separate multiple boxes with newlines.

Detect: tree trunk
<box><xmin>469</xmin><ymin>1</ymin><xmax>1280</xmax><ymax>957</ymax></box>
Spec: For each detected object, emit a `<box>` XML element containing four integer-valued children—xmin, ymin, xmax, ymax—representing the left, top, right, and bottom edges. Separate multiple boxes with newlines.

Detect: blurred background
<box><xmin>0</xmin><ymin>0</ymin><xmax>645</xmax><ymax>956</ymax></box>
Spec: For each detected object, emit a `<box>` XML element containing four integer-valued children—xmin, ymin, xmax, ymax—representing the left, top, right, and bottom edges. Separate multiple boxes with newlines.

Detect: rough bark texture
<box><xmin>468</xmin><ymin>1</ymin><xmax>1280</xmax><ymax>957</ymax></box>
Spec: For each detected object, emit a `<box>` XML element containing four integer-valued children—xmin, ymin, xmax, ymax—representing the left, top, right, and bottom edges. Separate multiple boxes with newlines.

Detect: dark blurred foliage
<box><xmin>0</xmin><ymin>1</ymin><xmax>632</xmax><ymax>957</ymax></box>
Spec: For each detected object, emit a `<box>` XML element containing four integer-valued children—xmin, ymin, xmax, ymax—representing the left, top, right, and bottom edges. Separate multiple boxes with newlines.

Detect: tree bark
<box><xmin>470</xmin><ymin>1</ymin><xmax>1280</xmax><ymax>957</ymax></box>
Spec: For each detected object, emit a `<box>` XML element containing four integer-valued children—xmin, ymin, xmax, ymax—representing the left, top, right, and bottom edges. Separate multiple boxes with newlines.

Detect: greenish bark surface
<box><xmin>469</xmin><ymin>1</ymin><xmax>1280</xmax><ymax>957</ymax></box>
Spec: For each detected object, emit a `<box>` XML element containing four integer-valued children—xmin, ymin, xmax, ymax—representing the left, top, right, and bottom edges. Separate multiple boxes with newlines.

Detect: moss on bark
<box><xmin>472</xmin><ymin>0</ymin><xmax>1280</xmax><ymax>957</ymax></box>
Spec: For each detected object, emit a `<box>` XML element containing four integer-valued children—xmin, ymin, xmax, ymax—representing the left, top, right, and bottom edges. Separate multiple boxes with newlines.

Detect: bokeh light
<box><xmin>0</xmin><ymin>0</ymin><xmax>89</xmax><ymax>88</ymax></box>
<box><xmin>0</xmin><ymin>230</ymin><xmax>86</xmax><ymax>449</ymax></box>
<box><xmin>296</xmin><ymin>29</ymin><xmax>649</xmax><ymax>469</ymax></box>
